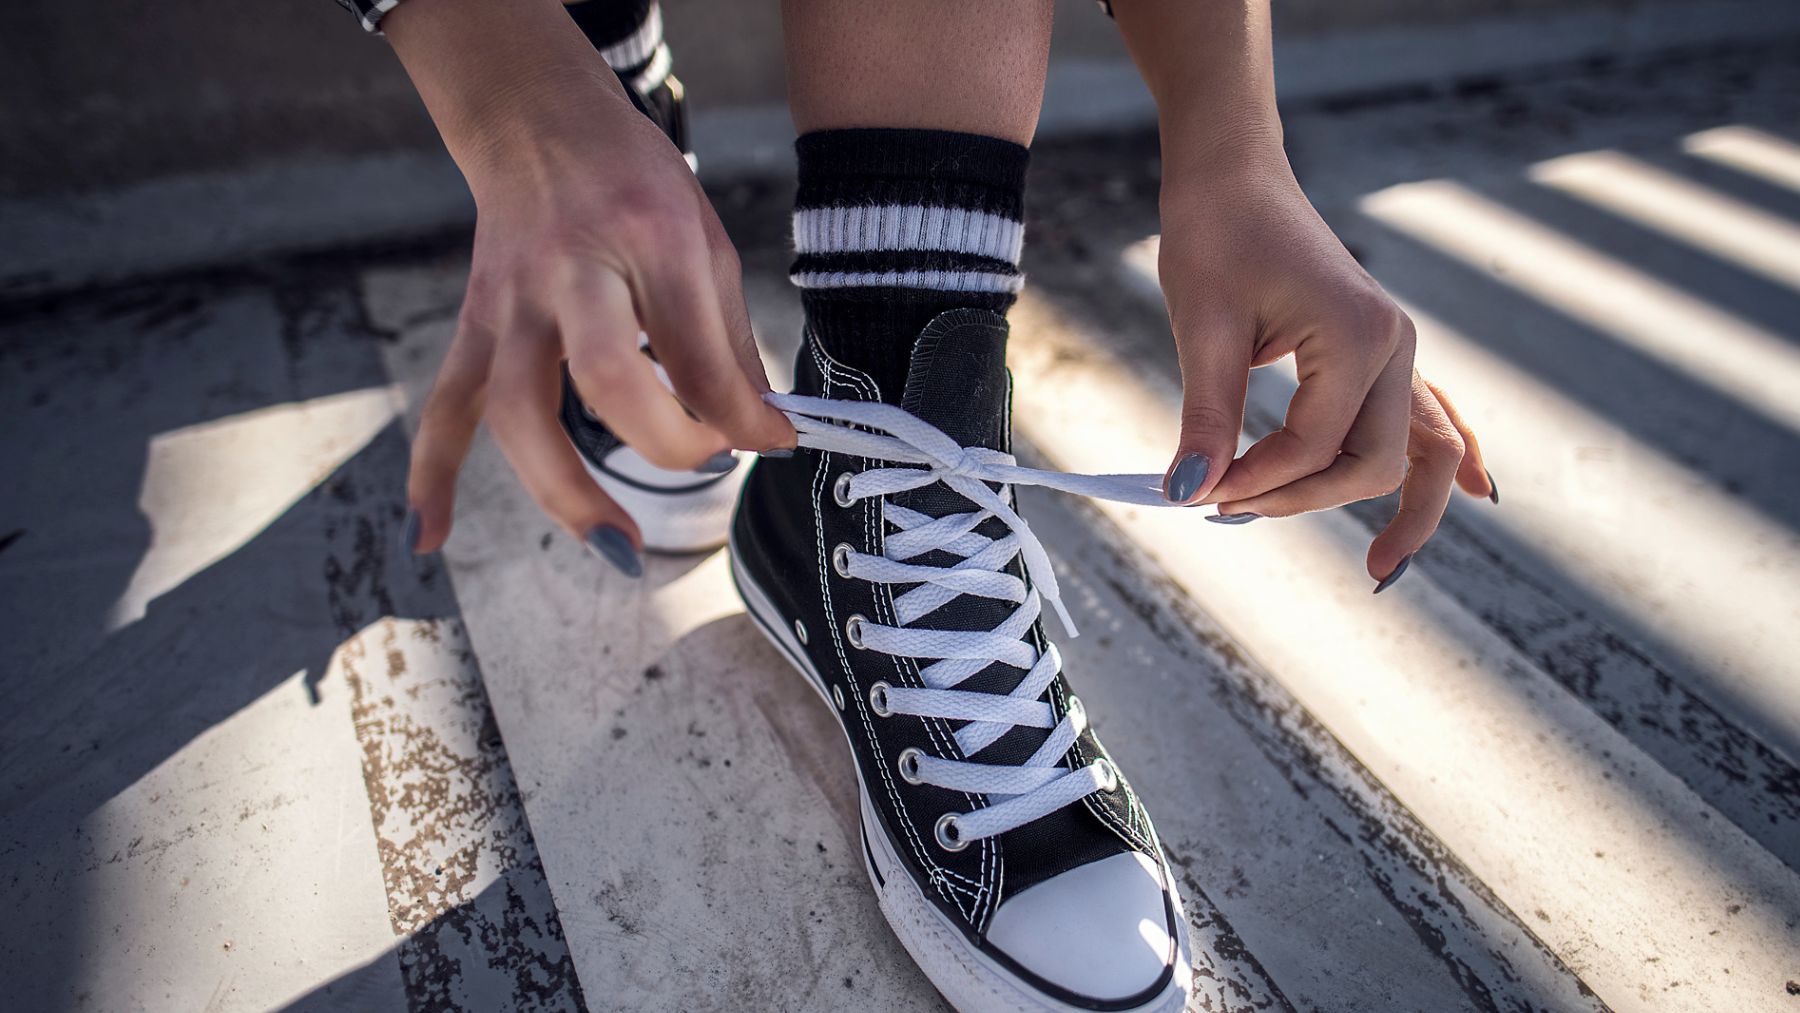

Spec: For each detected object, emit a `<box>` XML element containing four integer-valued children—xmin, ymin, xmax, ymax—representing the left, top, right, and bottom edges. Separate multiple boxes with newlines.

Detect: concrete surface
<box><xmin>4</xmin><ymin>37</ymin><xmax>1800</xmax><ymax>1013</ymax></box>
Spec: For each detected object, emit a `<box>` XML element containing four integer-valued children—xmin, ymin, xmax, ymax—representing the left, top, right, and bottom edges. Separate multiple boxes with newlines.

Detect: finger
<box><xmin>698</xmin><ymin>198</ymin><xmax>780</xmax><ymax>403</ymax></box>
<box><xmin>558</xmin><ymin>267</ymin><xmax>730</xmax><ymax>470</ymax></box>
<box><xmin>1367</xmin><ymin>374</ymin><xmax>1467</xmax><ymax>584</ymax></box>
<box><xmin>632</xmin><ymin>223</ymin><xmax>793</xmax><ymax>451</ymax></box>
<box><xmin>484</xmin><ymin>309</ymin><xmax>644</xmax><ymax>573</ymax></box>
<box><xmin>1162</xmin><ymin>307</ymin><xmax>1252</xmax><ymax>504</ymax></box>
<box><xmin>1423</xmin><ymin>376</ymin><xmax>1497</xmax><ymax>503</ymax></box>
<box><xmin>406</xmin><ymin>308</ymin><xmax>494</xmax><ymax>554</ymax></box>
<box><xmin>1210</xmin><ymin>301</ymin><xmax>1409</xmax><ymax>504</ymax></box>
<box><xmin>1215</xmin><ymin>342</ymin><xmax>1413</xmax><ymax>520</ymax></box>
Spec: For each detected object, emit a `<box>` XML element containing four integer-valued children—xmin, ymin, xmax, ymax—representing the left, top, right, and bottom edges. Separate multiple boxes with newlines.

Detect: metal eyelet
<box><xmin>1064</xmin><ymin>695</ymin><xmax>1087</xmax><ymax>730</ymax></box>
<box><xmin>897</xmin><ymin>747</ymin><xmax>925</xmax><ymax>785</ymax></box>
<box><xmin>934</xmin><ymin>813</ymin><xmax>969</xmax><ymax>852</ymax></box>
<box><xmin>832</xmin><ymin>543</ymin><xmax>853</xmax><ymax>578</ymax></box>
<box><xmin>831</xmin><ymin>684</ymin><xmax>846</xmax><ymax>710</ymax></box>
<box><xmin>868</xmin><ymin>681</ymin><xmax>893</xmax><ymax>717</ymax></box>
<box><xmin>1094</xmin><ymin>758</ymin><xmax>1119</xmax><ymax>792</ymax></box>
<box><xmin>833</xmin><ymin>472</ymin><xmax>855</xmax><ymax>508</ymax></box>
<box><xmin>793</xmin><ymin>619</ymin><xmax>808</xmax><ymax>645</ymax></box>
<box><xmin>845</xmin><ymin>614</ymin><xmax>868</xmax><ymax>649</ymax></box>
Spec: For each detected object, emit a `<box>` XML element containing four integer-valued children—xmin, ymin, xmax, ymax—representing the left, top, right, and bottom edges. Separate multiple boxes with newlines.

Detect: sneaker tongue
<box><xmin>891</xmin><ymin>309</ymin><xmax>1047</xmax><ymax>767</ymax></box>
<box><xmin>898</xmin><ymin>309</ymin><xmax>1011</xmax><ymax>454</ymax></box>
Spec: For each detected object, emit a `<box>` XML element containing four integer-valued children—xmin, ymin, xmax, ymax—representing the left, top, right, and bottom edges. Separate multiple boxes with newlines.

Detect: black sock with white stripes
<box><xmin>566</xmin><ymin>0</ymin><xmax>667</xmax><ymax>88</ymax></box>
<box><xmin>791</xmin><ymin>128</ymin><xmax>1029</xmax><ymax>401</ymax></box>
<box><xmin>566</xmin><ymin>0</ymin><xmax>685</xmax><ymax>154</ymax></box>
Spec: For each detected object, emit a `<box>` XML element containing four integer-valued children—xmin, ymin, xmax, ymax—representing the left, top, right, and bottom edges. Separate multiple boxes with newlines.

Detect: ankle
<box><xmin>790</xmin><ymin>128</ymin><xmax>1030</xmax><ymax>395</ymax></box>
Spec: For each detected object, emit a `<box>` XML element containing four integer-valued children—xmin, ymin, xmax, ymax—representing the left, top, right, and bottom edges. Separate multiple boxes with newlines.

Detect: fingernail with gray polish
<box><xmin>759</xmin><ymin>447</ymin><xmax>795</xmax><ymax>459</ymax></box>
<box><xmin>1485</xmin><ymin>469</ymin><xmax>1500</xmax><ymax>505</ymax></box>
<box><xmin>698</xmin><ymin>450</ymin><xmax>738</xmax><ymax>474</ymax></box>
<box><xmin>586</xmin><ymin>525</ymin><xmax>643</xmax><ymax>578</ymax></box>
<box><xmin>1165</xmin><ymin>453</ymin><xmax>1211</xmax><ymax>503</ymax></box>
<box><xmin>401</xmin><ymin>510</ymin><xmax>422</xmax><ymax>555</ymax></box>
<box><xmin>1373</xmin><ymin>554</ymin><xmax>1412</xmax><ymax>595</ymax></box>
<box><xmin>1207</xmin><ymin>512</ymin><xmax>1261</xmax><ymax>525</ymax></box>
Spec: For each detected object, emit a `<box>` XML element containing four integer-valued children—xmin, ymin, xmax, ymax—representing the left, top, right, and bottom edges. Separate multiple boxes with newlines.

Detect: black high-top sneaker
<box><xmin>729</xmin><ymin>309</ymin><xmax>1193</xmax><ymax>1012</ymax></box>
<box><xmin>558</xmin><ymin>360</ymin><xmax>741</xmax><ymax>553</ymax></box>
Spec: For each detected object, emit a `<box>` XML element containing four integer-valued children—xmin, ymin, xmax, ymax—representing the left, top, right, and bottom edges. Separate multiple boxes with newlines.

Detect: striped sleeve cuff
<box><xmin>335</xmin><ymin>0</ymin><xmax>404</xmax><ymax>34</ymax></box>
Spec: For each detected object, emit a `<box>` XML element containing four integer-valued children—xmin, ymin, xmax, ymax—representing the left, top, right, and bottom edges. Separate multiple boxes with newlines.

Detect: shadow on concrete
<box><xmin>0</xmin><ymin>269</ymin><xmax>580</xmax><ymax>1009</ymax></box>
<box><xmin>1016</xmin><ymin>111</ymin><xmax>1800</xmax><ymax>886</ymax></box>
<box><xmin>277</xmin><ymin>866</ymin><xmax>586</xmax><ymax>1013</ymax></box>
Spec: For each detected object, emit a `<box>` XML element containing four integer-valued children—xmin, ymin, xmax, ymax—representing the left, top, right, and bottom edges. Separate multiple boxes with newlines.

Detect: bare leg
<box><xmin>782</xmin><ymin>0</ymin><xmax>1054</xmax><ymax>144</ymax></box>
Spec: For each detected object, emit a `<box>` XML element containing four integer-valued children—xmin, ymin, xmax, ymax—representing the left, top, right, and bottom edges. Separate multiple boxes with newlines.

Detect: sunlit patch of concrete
<box><xmin>1399</xmin><ymin>299</ymin><xmax>1800</xmax><ymax>755</ymax></box>
<box><xmin>1358</xmin><ymin>178</ymin><xmax>1800</xmax><ymax>434</ymax></box>
<box><xmin>67</xmin><ymin>668</ymin><xmax>404</xmax><ymax>1012</ymax></box>
<box><xmin>1683</xmin><ymin>124</ymin><xmax>1800</xmax><ymax>193</ymax></box>
<box><xmin>1529</xmin><ymin>148</ymin><xmax>1800</xmax><ymax>291</ymax></box>
<box><xmin>108</xmin><ymin>386</ymin><xmax>402</xmax><ymax>630</ymax></box>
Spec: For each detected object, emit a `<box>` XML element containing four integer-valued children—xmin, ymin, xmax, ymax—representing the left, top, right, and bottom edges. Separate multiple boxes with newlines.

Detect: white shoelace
<box><xmin>769</xmin><ymin>392</ymin><xmax>1176</xmax><ymax>847</ymax></box>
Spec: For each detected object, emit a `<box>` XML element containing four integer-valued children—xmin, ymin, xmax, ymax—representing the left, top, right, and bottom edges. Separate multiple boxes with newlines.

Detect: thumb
<box><xmin>1163</xmin><ymin>315</ymin><xmax>1252</xmax><ymax>505</ymax></box>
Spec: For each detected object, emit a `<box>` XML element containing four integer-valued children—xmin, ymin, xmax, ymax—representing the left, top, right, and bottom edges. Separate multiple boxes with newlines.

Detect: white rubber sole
<box><xmin>728</xmin><ymin>533</ymin><xmax>1194</xmax><ymax>1013</ymax></box>
<box><xmin>579</xmin><ymin>449</ymin><xmax>745</xmax><ymax>554</ymax></box>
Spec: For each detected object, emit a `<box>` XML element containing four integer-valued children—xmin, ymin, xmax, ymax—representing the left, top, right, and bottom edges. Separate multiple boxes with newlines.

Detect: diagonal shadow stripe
<box><xmin>321</xmin><ymin>422</ymin><xmax>588</xmax><ymax>1013</ymax></box>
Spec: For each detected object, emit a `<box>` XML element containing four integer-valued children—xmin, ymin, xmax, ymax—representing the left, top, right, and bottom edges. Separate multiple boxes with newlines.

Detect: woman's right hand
<box><xmin>385</xmin><ymin>0</ymin><xmax>793</xmax><ymax>561</ymax></box>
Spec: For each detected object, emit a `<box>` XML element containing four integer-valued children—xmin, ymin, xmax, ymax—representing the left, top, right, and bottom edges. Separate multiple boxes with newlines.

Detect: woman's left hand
<box><xmin>1153</xmin><ymin>152</ymin><xmax>1496</xmax><ymax>587</ymax></box>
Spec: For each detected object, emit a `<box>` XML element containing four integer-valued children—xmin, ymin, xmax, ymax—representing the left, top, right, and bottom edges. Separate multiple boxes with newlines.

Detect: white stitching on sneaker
<box><xmin>811</xmin><ymin>350</ymin><xmax>986</xmax><ymax>915</ymax></box>
<box><xmin>771</xmin><ymin>391</ymin><xmax>1177</xmax><ymax>846</ymax></box>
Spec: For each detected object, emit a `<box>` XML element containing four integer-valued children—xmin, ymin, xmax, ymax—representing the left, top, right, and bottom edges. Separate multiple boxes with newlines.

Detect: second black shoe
<box><xmin>554</xmin><ymin>32</ymin><xmax>732</xmax><ymax>552</ymax></box>
<box><xmin>729</xmin><ymin>309</ymin><xmax>1193</xmax><ymax>1012</ymax></box>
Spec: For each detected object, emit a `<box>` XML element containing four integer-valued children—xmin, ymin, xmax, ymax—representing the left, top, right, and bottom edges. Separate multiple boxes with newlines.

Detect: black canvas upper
<box><xmin>731</xmin><ymin>310</ymin><xmax>1168</xmax><ymax>950</ymax></box>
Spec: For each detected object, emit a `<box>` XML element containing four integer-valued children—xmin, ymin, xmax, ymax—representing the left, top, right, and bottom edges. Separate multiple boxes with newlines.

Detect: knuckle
<box><xmin>609</xmin><ymin>188</ymin><xmax>696</xmax><ymax>244</ymax></box>
<box><xmin>1179</xmin><ymin>402</ymin><xmax>1242</xmax><ymax>444</ymax></box>
<box><xmin>1424</xmin><ymin>425</ymin><xmax>1466</xmax><ymax>461</ymax></box>
<box><xmin>1393</xmin><ymin>307</ymin><xmax>1418</xmax><ymax>343</ymax></box>
<box><xmin>1363</xmin><ymin>456</ymin><xmax>1407</xmax><ymax>497</ymax></box>
<box><xmin>568</xmin><ymin>345</ymin><xmax>636</xmax><ymax>392</ymax></box>
<box><xmin>1295</xmin><ymin>440</ymin><xmax>1341</xmax><ymax>476</ymax></box>
<box><xmin>1337</xmin><ymin>292</ymin><xmax>1407</xmax><ymax>351</ymax></box>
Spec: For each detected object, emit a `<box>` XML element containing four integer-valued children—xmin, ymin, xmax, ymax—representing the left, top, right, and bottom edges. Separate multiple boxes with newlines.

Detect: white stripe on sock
<box><xmin>790</xmin><ymin>268</ymin><xmax>1025</xmax><ymax>295</ymax></box>
<box><xmin>362</xmin><ymin>0</ymin><xmax>401</xmax><ymax>33</ymax></box>
<box><xmin>599</xmin><ymin>3</ymin><xmax>663</xmax><ymax>71</ymax></box>
<box><xmin>793</xmin><ymin>205</ymin><xmax>1025</xmax><ymax>263</ymax></box>
<box><xmin>627</xmin><ymin>42</ymin><xmax>672</xmax><ymax>95</ymax></box>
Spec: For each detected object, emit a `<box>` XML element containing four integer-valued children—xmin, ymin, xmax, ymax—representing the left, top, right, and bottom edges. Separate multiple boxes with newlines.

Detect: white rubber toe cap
<box><xmin>985</xmin><ymin>851</ymin><xmax>1177</xmax><ymax>1004</ymax></box>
